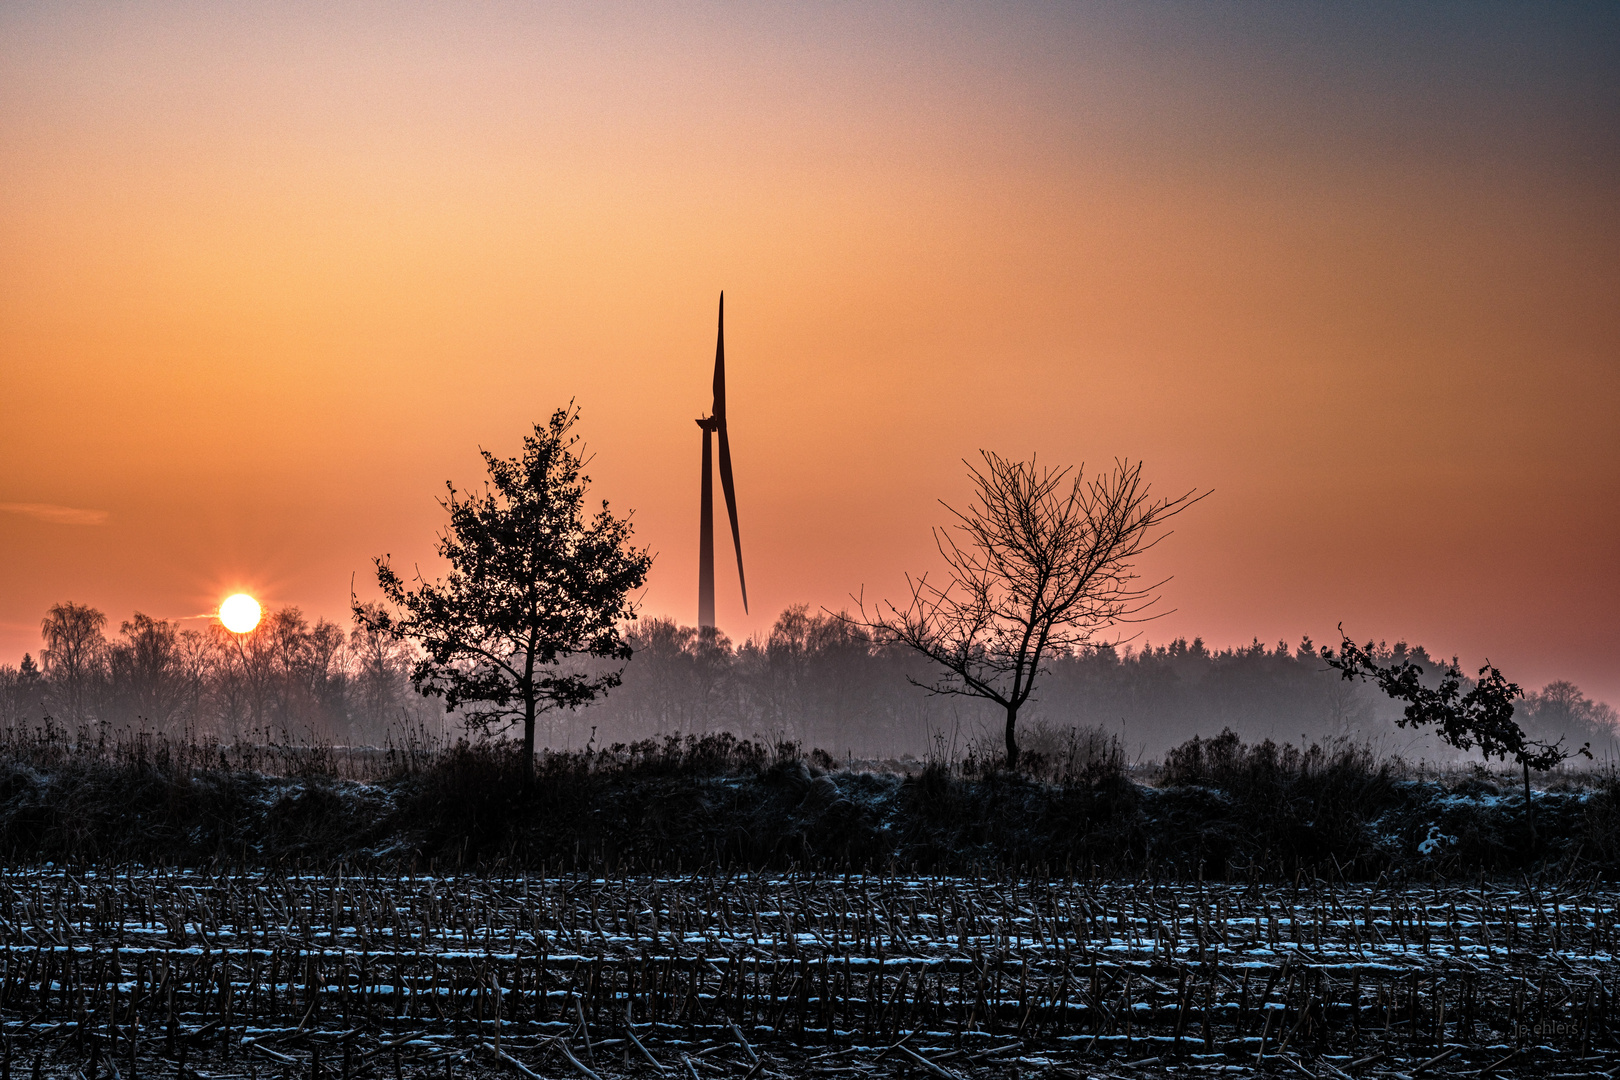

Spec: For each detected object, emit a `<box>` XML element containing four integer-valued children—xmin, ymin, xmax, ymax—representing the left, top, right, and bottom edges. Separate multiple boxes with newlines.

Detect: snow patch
<box><xmin>1418</xmin><ymin>824</ymin><xmax>1457</xmax><ymax>856</ymax></box>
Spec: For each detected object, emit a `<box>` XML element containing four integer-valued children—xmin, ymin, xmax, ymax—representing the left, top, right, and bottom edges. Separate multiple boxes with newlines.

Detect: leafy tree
<box><xmin>1322</xmin><ymin>631</ymin><xmax>1590</xmax><ymax>837</ymax></box>
<box><xmin>861</xmin><ymin>454</ymin><xmax>1199</xmax><ymax>768</ymax></box>
<box><xmin>356</xmin><ymin>406</ymin><xmax>652</xmax><ymax>780</ymax></box>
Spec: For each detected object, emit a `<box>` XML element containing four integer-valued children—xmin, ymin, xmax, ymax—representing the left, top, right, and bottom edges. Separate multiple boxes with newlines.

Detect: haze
<box><xmin>2</xmin><ymin>2</ymin><xmax>1616</xmax><ymax>705</ymax></box>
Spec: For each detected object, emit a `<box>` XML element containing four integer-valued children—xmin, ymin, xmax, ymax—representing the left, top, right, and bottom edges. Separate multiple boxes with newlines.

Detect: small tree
<box><xmin>1322</xmin><ymin>631</ymin><xmax>1590</xmax><ymax>838</ymax></box>
<box><xmin>356</xmin><ymin>406</ymin><xmax>652</xmax><ymax>780</ymax></box>
<box><xmin>861</xmin><ymin>453</ymin><xmax>1199</xmax><ymax>768</ymax></box>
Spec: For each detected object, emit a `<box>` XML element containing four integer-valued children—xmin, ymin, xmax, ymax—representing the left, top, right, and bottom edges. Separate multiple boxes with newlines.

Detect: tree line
<box><xmin>579</xmin><ymin>615</ymin><xmax>1620</xmax><ymax>764</ymax></box>
<box><xmin>2</xmin><ymin>599</ymin><xmax>1613</xmax><ymax>764</ymax></box>
<box><xmin>0</xmin><ymin>600</ymin><xmax>439</xmax><ymax>745</ymax></box>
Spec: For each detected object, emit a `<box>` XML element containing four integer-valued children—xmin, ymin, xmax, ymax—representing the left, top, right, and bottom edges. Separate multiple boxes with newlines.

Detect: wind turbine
<box><xmin>696</xmin><ymin>292</ymin><xmax>747</xmax><ymax>629</ymax></box>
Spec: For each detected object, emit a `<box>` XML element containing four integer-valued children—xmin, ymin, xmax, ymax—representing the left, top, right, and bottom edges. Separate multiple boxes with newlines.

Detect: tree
<box><xmin>349</xmin><ymin>602</ymin><xmax>416</xmax><ymax>737</ymax></box>
<box><xmin>0</xmin><ymin>655</ymin><xmax>45</xmax><ymax>728</ymax></box>
<box><xmin>356</xmin><ymin>406</ymin><xmax>652</xmax><ymax>780</ymax></box>
<box><xmin>1322</xmin><ymin>632</ymin><xmax>1590</xmax><ymax>838</ymax></box>
<box><xmin>106</xmin><ymin>613</ymin><xmax>193</xmax><ymax>727</ymax></box>
<box><xmin>40</xmin><ymin>601</ymin><xmax>107</xmax><ymax>724</ymax></box>
<box><xmin>1519</xmin><ymin>680</ymin><xmax>1620</xmax><ymax>751</ymax></box>
<box><xmin>860</xmin><ymin>453</ymin><xmax>1200</xmax><ymax>768</ymax></box>
<box><xmin>750</xmin><ymin>605</ymin><xmax>881</xmax><ymax>751</ymax></box>
<box><xmin>259</xmin><ymin>607</ymin><xmax>346</xmax><ymax>735</ymax></box>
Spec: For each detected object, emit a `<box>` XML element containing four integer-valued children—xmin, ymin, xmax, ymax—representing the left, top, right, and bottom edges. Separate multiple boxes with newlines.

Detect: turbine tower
<box><xmin>697</xmin><ymin>292</ymin><xmax>747</xmax><ymax>629</ymax></box>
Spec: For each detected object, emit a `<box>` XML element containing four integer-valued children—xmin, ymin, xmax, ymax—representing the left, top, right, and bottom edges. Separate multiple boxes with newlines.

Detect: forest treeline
<box><xmin>2</xmin><ymin>600</ymin><xmax>1616</xmax><ymax>764</ymax></box>
<box><xmin>0</xmin><ymin>601</ymin><xmax>439</xmax><ymax>747</ymax></box>
<box><xmin>589</xmin><ymin>608</ymin><xmax>1620</xmax><ymax>764</ymax></box>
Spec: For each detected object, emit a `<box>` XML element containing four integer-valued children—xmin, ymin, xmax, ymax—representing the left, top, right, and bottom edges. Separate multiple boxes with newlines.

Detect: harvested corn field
<box><xmin>0</xmin><ymin>866</ymin><xmax>1615</xmax><ymax>1079</ymax></box>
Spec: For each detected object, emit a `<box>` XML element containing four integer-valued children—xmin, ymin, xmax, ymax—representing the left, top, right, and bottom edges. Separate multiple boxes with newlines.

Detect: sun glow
<box><xmin>219</xmin><ymin>593</ymin><xmax>262</xmax><ymax>634</ymax></box>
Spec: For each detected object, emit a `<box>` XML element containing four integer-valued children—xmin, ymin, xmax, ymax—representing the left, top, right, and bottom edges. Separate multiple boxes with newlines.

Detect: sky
<box><xmin>2</xmin><ymin>2</ymin><xmax>1617</xmax><ymax>705</ymax></box>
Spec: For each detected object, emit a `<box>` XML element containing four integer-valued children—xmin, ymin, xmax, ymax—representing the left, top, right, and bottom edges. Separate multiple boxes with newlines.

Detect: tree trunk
<box><xmin>1005</xmin><ymin>704</ymin><xmax>1020</xmax><ymax>770</ymax></box>
<box><xmin>523</xmin><ymin>697</ymin><xmax>537</xmax><ymax>786</ymax></box>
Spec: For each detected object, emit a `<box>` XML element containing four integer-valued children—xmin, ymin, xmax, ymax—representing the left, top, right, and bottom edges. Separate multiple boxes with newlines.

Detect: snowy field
<box><xmin>0</xmin><ymin>867</ymin><xmax>1614</xmax><ymax>1079</ymax></box>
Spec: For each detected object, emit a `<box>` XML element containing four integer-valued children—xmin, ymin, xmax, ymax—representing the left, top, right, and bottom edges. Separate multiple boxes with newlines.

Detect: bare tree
<box><xmin>860</xmin><ymin>454</ymin><xmax>1200</xmax><ymax>768</ymax></box>
<box><xmin>349</xmin><ymin>602</ymin><xmax>417</xmax><ymax>739</ymax></box>
<box><xmin>106</xmin><ymin>613</ymin><xmax>194</xmax><ymax>727</ymax></box>
<box><xmin>40</xmin><ymin>602</ymin><xmax>108</xmax><ymax>725</ymax></box>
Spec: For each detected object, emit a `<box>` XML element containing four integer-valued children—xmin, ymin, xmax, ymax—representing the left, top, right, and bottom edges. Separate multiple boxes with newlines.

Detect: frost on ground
<box><xmin>0</xmin><ymin>865</ymin><xmax>1615</xmax><ymax>1080</ymax></box>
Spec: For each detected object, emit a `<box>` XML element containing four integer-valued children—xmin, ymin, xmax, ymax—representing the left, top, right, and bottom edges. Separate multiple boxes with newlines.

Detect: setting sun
<box><xmin>219</xmin><ymin>593</ymin><xmax>262</xmax><ymax>634</ymax></box>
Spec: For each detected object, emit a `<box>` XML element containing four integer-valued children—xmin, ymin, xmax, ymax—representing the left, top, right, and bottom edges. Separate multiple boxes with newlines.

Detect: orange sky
<box><xmin>3</xmin><ymin>3</ymin><xmax>1617</xmax><ymax>704</ymax></box>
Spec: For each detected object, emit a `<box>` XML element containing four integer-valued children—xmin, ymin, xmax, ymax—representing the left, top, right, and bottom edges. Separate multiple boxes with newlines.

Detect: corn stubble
<box><xmin>0</xmin><ymin>864</ymin><xmax>1614</xmax><ymax>1080</ymax></box>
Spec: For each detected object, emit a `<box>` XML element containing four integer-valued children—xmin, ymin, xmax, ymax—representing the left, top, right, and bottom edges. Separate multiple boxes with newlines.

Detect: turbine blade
<box><xmin>717</xmin><ymin>419</ymin><xmax>747</xmax><ymax>614</ymax></box>
<box><xmin>712</xmin><ymin>291</ymin><xmax>726</xmax><ymax>419</ymax></box>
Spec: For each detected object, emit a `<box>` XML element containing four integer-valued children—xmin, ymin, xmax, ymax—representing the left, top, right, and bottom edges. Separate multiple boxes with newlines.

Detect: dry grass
<box><xmin>2</xmin><ymin>719</ymin><xmax>1618</xmax><ymax>881</ymax></box>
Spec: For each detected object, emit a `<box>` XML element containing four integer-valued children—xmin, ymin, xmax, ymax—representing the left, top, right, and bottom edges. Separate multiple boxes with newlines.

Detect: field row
<box><xmin>0</xmin><ymin>868</ymin><xmax>1614</xmax><ymax>1079</ymax></box>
